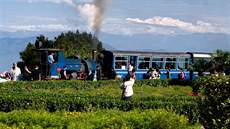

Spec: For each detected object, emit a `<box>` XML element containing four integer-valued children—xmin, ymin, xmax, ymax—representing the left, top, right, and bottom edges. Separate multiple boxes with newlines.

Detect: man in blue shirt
<box><xmin>47</xmin><ymin>52</ymin><xmax>55</xmax><ymax>77</ymax></box>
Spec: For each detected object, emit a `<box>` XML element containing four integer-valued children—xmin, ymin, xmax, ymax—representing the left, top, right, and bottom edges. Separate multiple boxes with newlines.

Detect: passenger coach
<box><xmin>99</xmin><ymin>50</ymin><xmax>212</xmax><ymax>80</ymax></box>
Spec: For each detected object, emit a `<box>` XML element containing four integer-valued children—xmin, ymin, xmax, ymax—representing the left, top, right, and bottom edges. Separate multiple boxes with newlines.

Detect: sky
<box><xmin>0</xmin><ymin>0</ymin><xmax>230</xmax><ymax>72</ymax></box>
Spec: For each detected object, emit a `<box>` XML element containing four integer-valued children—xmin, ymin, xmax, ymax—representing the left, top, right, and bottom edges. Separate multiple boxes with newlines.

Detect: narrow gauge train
<box><xmin>38</xmin><ymin>49</ymin><xmax>212</xmax><ymax>80</ymax></box>
<box><xmin>99</xmin><ymin>50</ymin><xmax>212</xmax><ymax>80</ymax></box>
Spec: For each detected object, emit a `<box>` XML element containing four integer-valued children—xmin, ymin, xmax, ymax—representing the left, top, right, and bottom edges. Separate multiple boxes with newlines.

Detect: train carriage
<box><xmin>100</xmin><ymin>50</ymin><xmax>212</xmax><ymax>80</ymax></box>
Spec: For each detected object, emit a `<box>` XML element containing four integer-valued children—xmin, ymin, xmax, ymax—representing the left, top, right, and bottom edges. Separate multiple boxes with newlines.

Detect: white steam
<box><xmin>78</xmin><ymin>0</ymin><xmax>106</xmax><ymax>35</ymax></box>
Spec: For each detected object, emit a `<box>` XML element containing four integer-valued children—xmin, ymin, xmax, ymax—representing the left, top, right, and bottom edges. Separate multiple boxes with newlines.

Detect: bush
<box><xmin>195</xmin><ymin>74</ymin><xmax>230</xmax><ymax>129</ymax></box>
<box><xmin>0</xmin><ymin>109</ymin><xmax>198</xmax><ymax>129</ymax></box>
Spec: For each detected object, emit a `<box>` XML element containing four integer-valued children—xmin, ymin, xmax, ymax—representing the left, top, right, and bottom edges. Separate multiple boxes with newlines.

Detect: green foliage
<box><xmin>195</xmin><ymin>74</ymin><xmax>230</xmax><ymax>129</ymax></box>
<box><xmin>210</xmin><ymin>50</ymin><xmax>230</xmax><ymax>71</ymax></box>
<box><xmin>54</xmin><ymin>31</ymin><xmax>104</xmax><ymax>58</ymax></box>
<box><xmin>35</xmin><ymin>35</ymin><xmax>54</xmax><ymax>48</ymax></box>
<box><xmin>19</xmin><ymin>43</ymin><xmax>40</xmax><ymax>66</ymax></box>
<box><xmin>193</xmin><ymin>59</ymin><xmax>210</xmax><ymax>72</ymax></box>
<box><xmin>0</xmin><ymin>109</ymin><xmax>199</xmax><ymax>129</ymax></box>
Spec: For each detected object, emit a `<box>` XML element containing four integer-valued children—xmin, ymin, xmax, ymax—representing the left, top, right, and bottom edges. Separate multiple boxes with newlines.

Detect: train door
<box><xmin>129</xmin><ymin>56</ymin><xmax>137</xmax><ymax>68</ymax></box>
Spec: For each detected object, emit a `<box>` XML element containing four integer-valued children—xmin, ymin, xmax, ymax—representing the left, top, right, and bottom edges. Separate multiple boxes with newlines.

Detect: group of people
<box><xmin>0</xmin><ymin>63</ymin><xmax>22</xmax><ymax>81</ymax></box>
<box><xmin>21</xmin><ymin>64</ymin><xmax>41</xmax><ymax>81</ymax></box>
<box><xmin>145</xmin><ymin>67</ymin><xmax>186</xmax><ymax>80</ymax></box>
<box><xmin>147</xmin><ymin>67</ymin><xmax>162</xmax><ymax>79</ymax></box>
<box><xmin>58</xmin><ymin>66</ymin><xmax>101</xmax><ymax>81</ymax></box>
<box><xmin>0</xmin><ymin>63</ymin><xmax>41</xmax><ymax>81</ymax></box>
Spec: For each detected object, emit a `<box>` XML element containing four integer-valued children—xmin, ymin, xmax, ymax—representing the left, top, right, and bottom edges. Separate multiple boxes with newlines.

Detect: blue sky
<box><xmin>0</xmin><ymin>0</ymin><xmax>230</xmax><ymax>72</ymax></box>
<box><xmin>1</xmin><ymin>0</ymin><xmax>229</xmax><ymax>35</ymax></box>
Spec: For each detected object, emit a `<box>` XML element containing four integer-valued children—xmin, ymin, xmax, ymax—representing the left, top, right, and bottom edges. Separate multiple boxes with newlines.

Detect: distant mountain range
<box><xmin>0</xmin><ymin>37</ymin><xmax>36</xmax><ymax>72</ymax></box>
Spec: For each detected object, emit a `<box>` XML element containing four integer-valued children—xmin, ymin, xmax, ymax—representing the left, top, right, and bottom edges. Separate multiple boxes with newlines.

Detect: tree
<box><xmin>35</xmin><ymin>35</ymin><xmax>54</xmax><ymax>49</ymax></box>
<box><xmin>54</xmin><ymin>31</ymin><xmax>104</xmax><ymax>58</ymax></box>
<box><xmin>193</xmin><ymin>59</ymin><xmax>210</xmax><ymax>72</ymax></box>
<box><xmin>20</xmin><ymin>43</ymin><xmax>40</xmax><ymax>66</ymax></box>
<box><xmin>209</xmin><ymin>50</ymin><xmax>230</xmax><ymax>72</ymax></box>
<box><xmin>20</xmin><ymin>35</ymin><xmax>54</xmax><ymax>66</ymax></box>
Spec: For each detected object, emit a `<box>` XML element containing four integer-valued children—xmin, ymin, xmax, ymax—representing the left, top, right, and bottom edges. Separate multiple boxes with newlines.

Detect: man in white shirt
<box><xmin>11</xmin><ymin>63</ymin><xmax>21</xmax><ymax>81</ymax></box>
<box><xmin>120</xmin><ymin>74</ymin><xmax>135</xmax><ymax>101</ymax></box>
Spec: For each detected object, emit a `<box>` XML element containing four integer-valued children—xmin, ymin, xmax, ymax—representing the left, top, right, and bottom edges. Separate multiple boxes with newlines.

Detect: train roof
<box><xmin>104</xmin><ymin>50</ymin><xmax>190</xmax><ymax>57</ymax></box>
<box><xmin>186</xmin><ymin>52</ymin><xmax>212</xmax><ymax>58</ymax></box>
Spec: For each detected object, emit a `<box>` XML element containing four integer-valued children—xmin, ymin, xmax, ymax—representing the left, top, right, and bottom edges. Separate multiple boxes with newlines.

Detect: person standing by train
<box><xmin>60</xmin><ymin>66</ymin><xmax>68</xmax><ymax>80</ymax></box>
<box><xmin>128</xmin><ymin>64</ymin><xmax>133</xmax><ymax>76</ymax></box>
<box><xmin>165</xmin><ymin>67</ymin><xmax>171</xmax><ymax>79</ymax></box>
<box><xmin>47</xmin><ymin>52</ymin><xmax>55</xmax><ymax>78</ymax></box>
<box><xmin>131</xmin><ymin>66</ymin><xmax>136</xmax><ymax>79</ymax></box>
<box><xmin>120</xmin><ymin>74</ymin><xmax>135</xmax><ymax>101</ymax></box>
<box><xmin>156</xmin><ymin>68</ymin><xmax>161</xmax><ymax>79</ymax></box>
<box><xmin>178</xmin><ymin>68</ymin><xmax>186</xmax><ymax>80</ymax></box>
<box><xmin>23</xmin><ymin>64</ymin><xmax>31</xmax><ymax>81</ymax></box>
<box><xmin>11</xmin><ymin>63</ymin><xmax>21</xmax><ymax>81</ymax></box>
<box><xmin>96</xmin><ymin>66</ymin><xmax>101</xmax><ymax>81</ymax></box>
<box><xmin>110</xmin><ymin>68</ymin><xmax>117</xmax><ymax>80</ymax></box>
<box><xmin>31</xmin><ymin>65</ymin><xmax>41</xmax><ymax>81</ymax></box>
<box><xmin>149</xmin><ymin>67</ymin><xmax>157</xmax><ymax>79</ymax></box>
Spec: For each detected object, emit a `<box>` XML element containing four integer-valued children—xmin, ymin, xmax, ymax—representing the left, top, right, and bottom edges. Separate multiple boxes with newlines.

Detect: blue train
<box><xmin>39</xmin><ymin>49</ymin><xmax>212</xmax><ymax>80</ymax></box>
<box><xmin>99</xmin><ymin>50</ymin><xmax>212</xmax><ymax>80</ymax></box>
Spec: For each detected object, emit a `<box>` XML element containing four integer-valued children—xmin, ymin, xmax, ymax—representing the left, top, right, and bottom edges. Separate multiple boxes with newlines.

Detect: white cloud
<box><xmin>23</xmin><ymin>16</ymin><xmax>59</xmax><ymax>22</ymax></box>
<box><xmin>101</xmin><ymin>18</ymin><xmax>149</xmax><ymax>35</ymax></box>
<box><xmin>28</xmin><ymin>0</ymin><xmax>76</xmax><ymax>7</ymax></box>
<box><xmin>1</xmin><ymin>24</ymin><xmax>72</xmax><ymax>32</ymax></box>
<box><xmin>126</xmin><ymin>16</ymin><xmax>229</xmax><ymax>34</ymax></box>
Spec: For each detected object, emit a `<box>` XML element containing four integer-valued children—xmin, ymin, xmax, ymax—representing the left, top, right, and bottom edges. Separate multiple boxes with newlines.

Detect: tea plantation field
<box><xmin>1</xmin><ymin>77</ymin><xmax>227</xmax><ymax>128</ymax></box>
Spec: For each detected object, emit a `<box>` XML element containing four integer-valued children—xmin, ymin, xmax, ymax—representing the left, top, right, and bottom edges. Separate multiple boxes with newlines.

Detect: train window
<box><xmin>178</xmin><ymin>58</ymin><xmax>189</xmax><ymax>69</ymax></box>
<box><xmin>152</xmin><ymin>57</ymin><xmax>164</xmax><ymax>69</ymax></box>
<box><xmin>138</xmin><ymin>56</ymin><xmax>150</xmax><ymax>69</ymax></box>
<box><xmin>114</xmin><ymin>56</ymin><xmax>128</xmax><ymax>69</ymax></box>
<box><xmin>165</xmin><ymin>58</ymin><xmax>176</xmax><ymax>69</ymax></box>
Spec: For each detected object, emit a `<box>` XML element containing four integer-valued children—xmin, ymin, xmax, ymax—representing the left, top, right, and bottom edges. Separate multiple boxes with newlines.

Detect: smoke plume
<box><xmin>92</xmin><ymin>0</ymin><xmax>105</xmax><ymax>35</ymax></box>
<box><xmin>78</xmin><ymin>0</ymin><xmax>107</xmax><ymax>50</ymax></box>
<box><xmin>78</xmin><ymin>0</ymin><xmax>106</xmax><ymax>35</ymax></box>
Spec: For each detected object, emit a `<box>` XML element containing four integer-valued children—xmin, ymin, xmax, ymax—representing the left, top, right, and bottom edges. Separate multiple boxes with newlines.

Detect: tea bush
<box><xmin>0</xmin><ymin>109</ymin><xmax>200</xmax><ymax>129</ymax></box>
<box><xmin>195</xmin><ymin>74</ymin><xmax>230</xmax><ymax>129</ymax></box>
